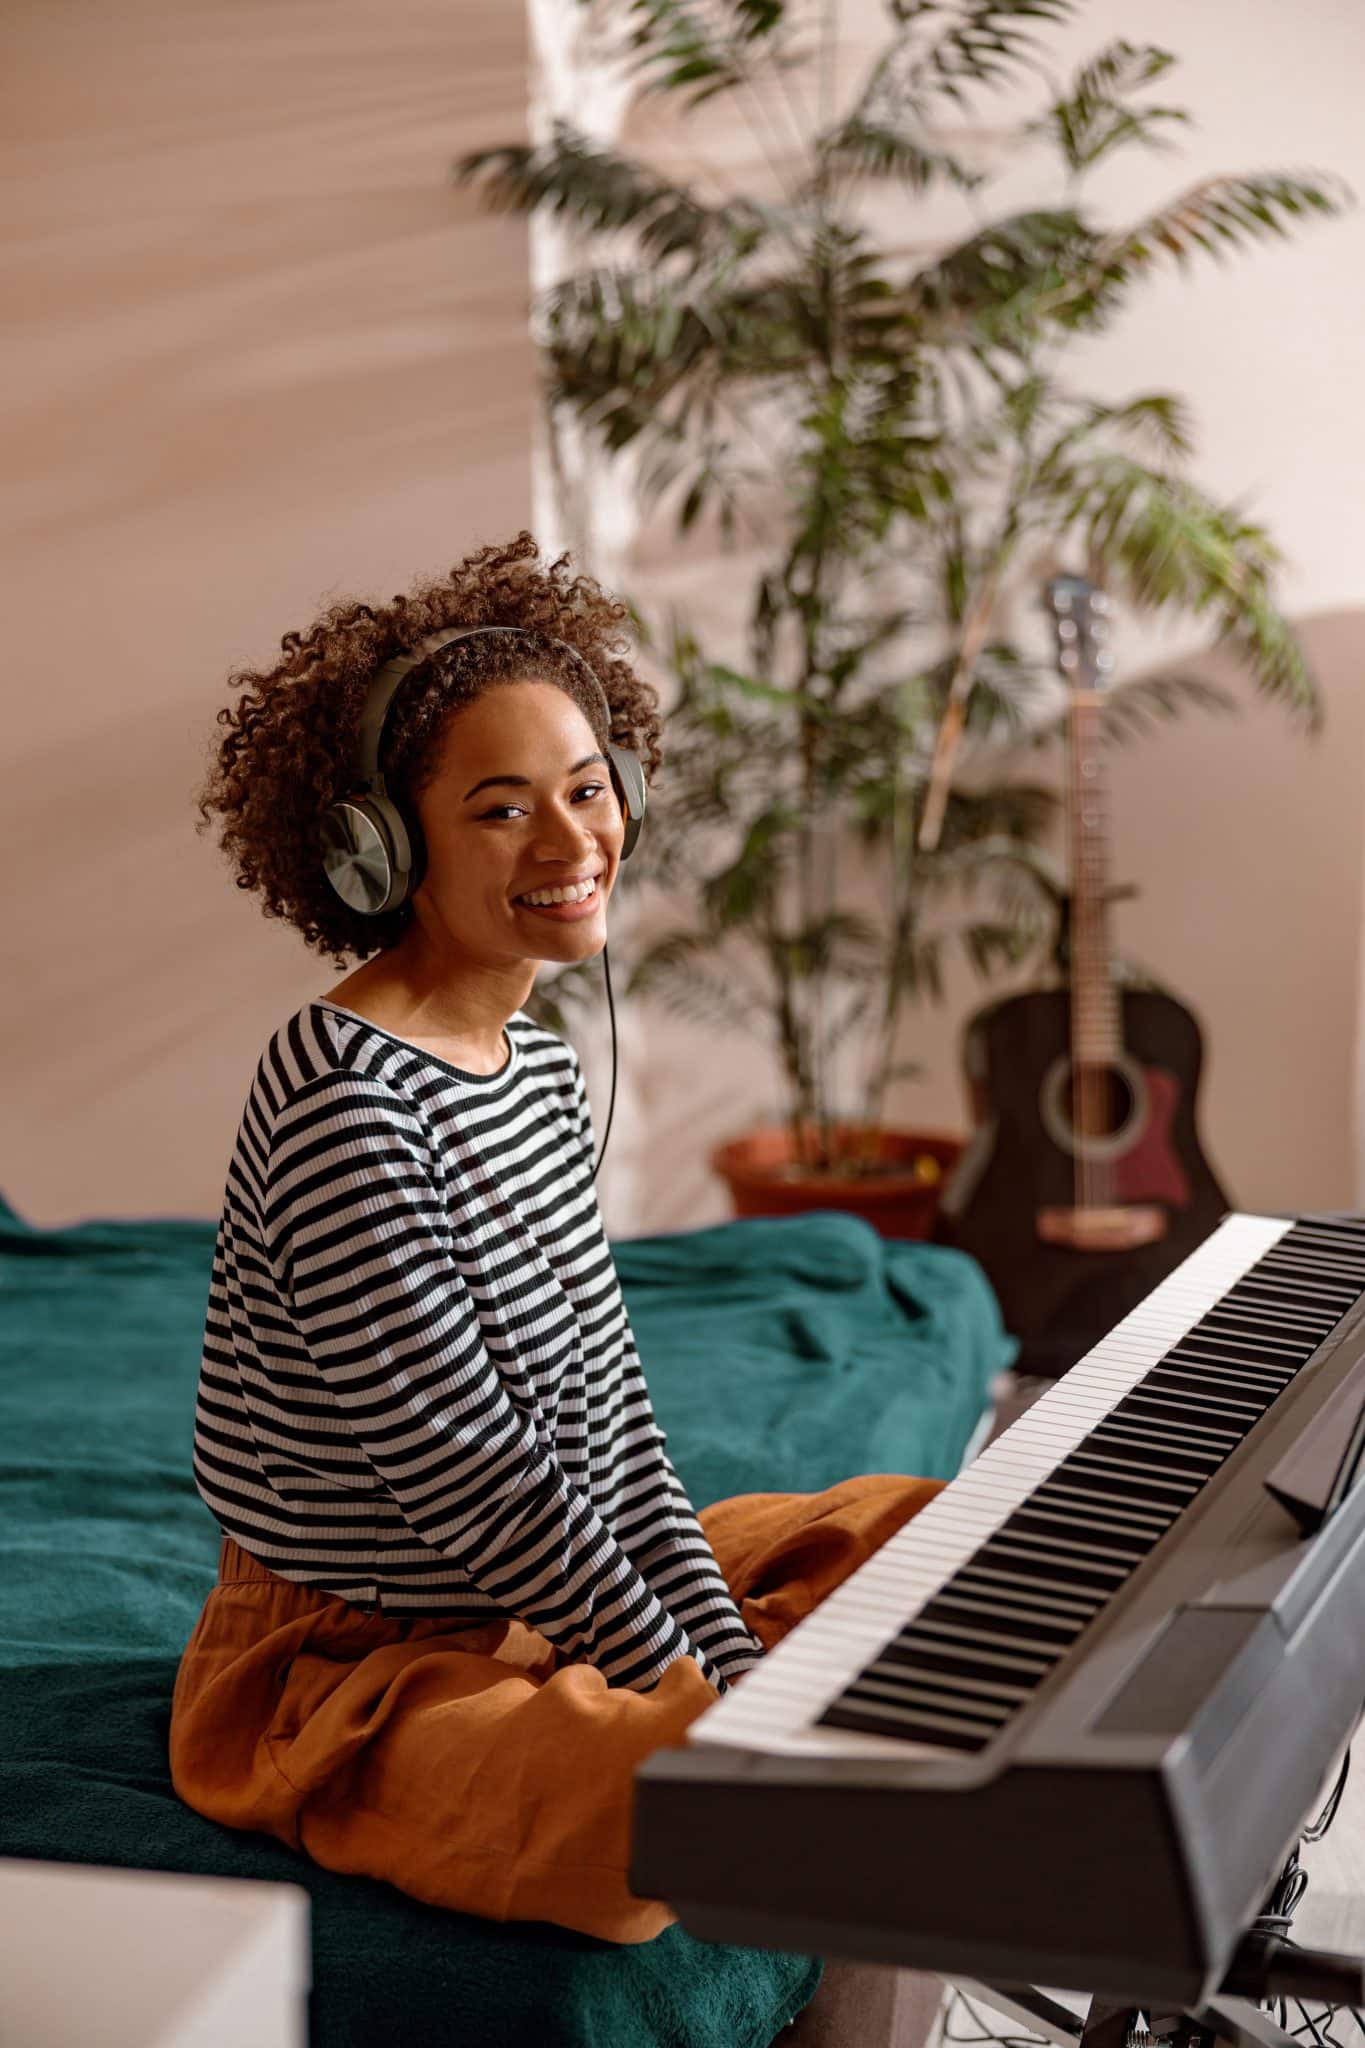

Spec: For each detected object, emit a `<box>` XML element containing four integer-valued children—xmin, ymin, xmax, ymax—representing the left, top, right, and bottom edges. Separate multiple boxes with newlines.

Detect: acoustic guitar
<box><xmin>935</xmin><ymin>573</ymin><xmax>1232</xmax><ymax>1377</ymax></box>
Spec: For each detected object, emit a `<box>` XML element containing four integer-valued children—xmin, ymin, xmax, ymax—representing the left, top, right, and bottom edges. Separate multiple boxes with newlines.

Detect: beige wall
<box><xmin>2</xmin><ymin>0</ymin><xmax>534</xmax><ymax>1226</ymax></box>
<box><xmin>5</xmin><ymin>0</ymin><xmax>1364</xmax><ymax>1238</ymax></box>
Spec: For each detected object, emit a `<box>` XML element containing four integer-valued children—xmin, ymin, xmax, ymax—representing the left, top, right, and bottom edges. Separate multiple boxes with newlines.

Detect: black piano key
<box><xmin>954</xmin><ymin>1560</ymin><xmax>1102</xmax><ymax>1618</ymax></box>
<box><xmin>1170</xmin><ymin>1332</ymin><xmax>1309</xmax><ymax>1372</ymax></box>
<box><xmin>822</xmin><ymin>1694</ymin><xmax>996</xmax><ymax>1750</ymax></box>
<box><xmin>1064</xmin><ymin>1449</ymin><xmax>1203</xmax><ymax>1498</ymax></box>
<box><xmin>1137</xmin><ymin>1369</ymin><xmax>1270</xmax><ymax>1415</ymax></box>
<box><xmin>1091</xmin><ymin>1407</ymin><xmax>1229</xmax><ymax>1455</ymax></box>
<box><xmin>1009</xmin><ymin>1506</ymin><xmax>1152</xmax><ymax>1558</ymax></box>
<box><xmin>877</xmin><ymin>1634</ymin><xmax>1053</xmax><ymax>1684</ymax></box>
<box><xmin>979</xmin><ymin>1537</ymin><xmax>1129</xmax><ymax>1592</ymax></box>
<box><xmin>1129</xmin><ymin>1384</ymin><xmax>1268</xmax><ymax>1433</ymax></box>
<box><xmin>1223</xmin><ymin>1275</ymin><xmax>1351</xmax><ymax>1316</ymax></box>
<box><xmin>1191</xmin><ymin>1318</ymin><xmax>1317</xmax><ymax>1359</ymax></box>
<box><xmin>1176</xmin><ymin>1321</ymin><xmax>1317</xmax><ymax>1359</ymax></box>
<box><xmin>1083</xmin><ymin>1424</ymin><xmax>1223</xmax><ymax>1477</ymax></box>
<box><xmin>927</xmin><ymin>1590</ymin><xmax>1087</xmax><ymax>1649</ymax></box>
<box><xmin>1015</xmin><ymin>1484</ymin><xmax>1162</xmax><ymax>1532</ymax></box>
<box><xmin>1282</xmin><ymin>1226</ymin><xmax>1365</xmax><ymax>1251</ymax></box>
<box><xmin>1119</xmin><ymin>1393</ymin><xmax>1252</xmax><ymax>1438</ymax></box>
<box><xmin>1220</xmin><ymin>1278</ymin><xmax>1351</xmax><ymax>1316</ymax></box>
<box><xmin>1200</xmin><ymin>1305</ymin><xmax>1326</xmax><ymax>1344</ymax></box>
<box><xmin>1162</xmin><ymin>1348</ymin><xmax>1295</xmax><ymax>1391</ymax></box>
<box><xmin>1031</xmin><ymin>1480</ymin><xmax>1176</xmax><ymax>1537</ymax></box>
<box><xmin>1260</xmin><ymin>1248</ymin><xmax>1365</xmax><ymax>1285</ymax></box>
<box><xmin>851</xmin><ymin>1659</ymin><xmax>1046</xmax><ymax>1721</ymax></box>
<box><xmin>875</xmin><ymin>1629</ymin><xmax>1042</xmax><ymax>1694</ymax></box>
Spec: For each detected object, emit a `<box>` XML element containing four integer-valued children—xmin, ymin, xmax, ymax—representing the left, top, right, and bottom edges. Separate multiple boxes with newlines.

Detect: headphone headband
<box><xmin>353</xmin><ymin>625</ymin><xmax>615</xmax><ymax>792</ymax></box>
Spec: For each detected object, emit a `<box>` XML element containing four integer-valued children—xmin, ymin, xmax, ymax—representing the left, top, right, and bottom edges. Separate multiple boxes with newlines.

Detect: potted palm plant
<box><xmin>458</xmin><ymin>1</ymin><xmax>1344</xmax><ymax>1236</ymax></box>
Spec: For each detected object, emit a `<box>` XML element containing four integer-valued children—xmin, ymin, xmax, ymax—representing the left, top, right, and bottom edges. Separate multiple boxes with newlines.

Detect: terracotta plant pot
<box><xmin>710</xmin><ymin>1123</ymin><xmax>966</xmax><ymax>1242</ymax></box>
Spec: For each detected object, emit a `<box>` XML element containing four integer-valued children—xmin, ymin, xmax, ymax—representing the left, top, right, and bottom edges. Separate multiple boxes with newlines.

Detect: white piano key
<box><xmin>690</xmin><ymin>1211</ymin><xmax>1292</xmax><ymax>1761</ymax></box>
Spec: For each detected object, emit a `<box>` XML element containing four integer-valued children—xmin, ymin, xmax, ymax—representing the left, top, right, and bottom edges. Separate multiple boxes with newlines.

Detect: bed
<box><xmin>0</xmin><ymin>1191</ymin><xmax>1013</xmax><ymax>2047</ymax></box>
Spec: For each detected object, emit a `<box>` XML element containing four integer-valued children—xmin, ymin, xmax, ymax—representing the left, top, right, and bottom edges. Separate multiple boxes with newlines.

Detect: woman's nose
<box><xmin>534</xmin><ymin>803</ymin><xmax>599</xmax><ymax>863</ymax></box>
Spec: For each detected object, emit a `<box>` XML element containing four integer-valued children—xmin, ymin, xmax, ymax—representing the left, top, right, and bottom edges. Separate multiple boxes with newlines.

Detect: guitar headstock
<box><xmin>1043</xmin><ymin>574</ymin><xmax>1115</xmax><ymax>692</ymax></box>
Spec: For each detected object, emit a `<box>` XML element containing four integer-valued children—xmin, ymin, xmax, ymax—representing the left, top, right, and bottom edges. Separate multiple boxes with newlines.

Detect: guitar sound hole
<box><xmin>1040</xmin><ymin>1052</ymin><xmax>1149</xmax><ymax>1161</ymax></box>
<box><xmin>1064</xmin><ymin>1064</ymin><xmax>1133</xmax><ymax>1141</ymax></box>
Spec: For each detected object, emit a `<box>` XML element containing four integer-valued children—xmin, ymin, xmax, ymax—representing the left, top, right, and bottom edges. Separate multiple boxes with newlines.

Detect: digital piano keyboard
<box><xmin>631</xmin><ymin>1212</ymin><xmax>1365</xmax><ymax>2005</ymax></box>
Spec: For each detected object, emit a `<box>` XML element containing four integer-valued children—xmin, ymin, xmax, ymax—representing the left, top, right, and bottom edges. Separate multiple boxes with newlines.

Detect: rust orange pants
<box><xmin>169</xmin><ymin>1472</ymin><xmax>941</xmax><ymax>1943</ymax></box>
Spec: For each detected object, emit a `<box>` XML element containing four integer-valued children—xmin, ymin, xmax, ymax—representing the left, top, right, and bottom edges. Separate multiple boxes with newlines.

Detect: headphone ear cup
<box><xmin>320</xmin><ymin>793</ymin><xmax>422</xmax><ymax>915</ymax></box>
<box><xmin>386</xmin><ymin>795</ymin><xmax>426</xmax><ymax>902</ymax></box>
<box><xmin>607</xmin><ymin>745</ymin><xmax>646</xmax><ymax>862</ymax></box>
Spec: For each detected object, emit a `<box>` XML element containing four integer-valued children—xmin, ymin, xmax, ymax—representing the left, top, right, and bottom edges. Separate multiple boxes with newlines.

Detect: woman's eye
<box><xmin>478</xmin><ymin>784</ymin><xmax>607</xmax><ymax>823</ymax></box>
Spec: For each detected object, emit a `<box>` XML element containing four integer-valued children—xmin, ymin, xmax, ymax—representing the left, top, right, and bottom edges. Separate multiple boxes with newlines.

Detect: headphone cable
<box><xmin>590</xmin><ymin>942</ymin><xmax>618</xmax><ymax>1185</ymax></box>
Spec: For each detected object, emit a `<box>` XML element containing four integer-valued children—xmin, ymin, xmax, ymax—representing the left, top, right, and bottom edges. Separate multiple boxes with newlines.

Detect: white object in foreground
<box><xmin>0</xmin><ymin>1859</ymin><xmax>309</xmax><ymax>2048</ymax></box>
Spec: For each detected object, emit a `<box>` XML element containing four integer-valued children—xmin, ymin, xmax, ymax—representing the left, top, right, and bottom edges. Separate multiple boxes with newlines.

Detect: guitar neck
<box><xmin>1067</xmin><ymin>689</ymin><xmax>1119</xmax><ymax>1067</ymax></box>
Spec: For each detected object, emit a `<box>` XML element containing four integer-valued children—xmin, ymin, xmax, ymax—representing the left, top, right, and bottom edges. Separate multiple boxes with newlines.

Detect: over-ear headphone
<box><xmin>319</xmin><ymin>624</ymin><xmax>648</xmax><ymax>918</ymax></box>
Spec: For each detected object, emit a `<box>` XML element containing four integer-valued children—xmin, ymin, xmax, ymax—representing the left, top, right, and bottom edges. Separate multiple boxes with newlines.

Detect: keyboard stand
<box><xmin>1076</xmin><ymin>1998</ymin><xmax>1298</xmax><ymax>2048</ymax></box>
<box><xmin>955</xmin><ymin>1982</ymin><xmax>1082</xmax><ymax>2047</ymax></box>
<box><xmin>966</xmin><ymin>1987</ymin><xmax>1300</xmax><ymax>2048</ymax></box>
<box><xmin>971</xmin><ymin>1931</ymin><xmax>1364</xmax><ymax>2048</ymax></box>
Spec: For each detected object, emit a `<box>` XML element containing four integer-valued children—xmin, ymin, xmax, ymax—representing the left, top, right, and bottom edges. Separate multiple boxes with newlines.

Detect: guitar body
<box><xmin>936</xmin><ymin>983</ymin><xmax>1233</xmax><ymax>1377</ymax></box>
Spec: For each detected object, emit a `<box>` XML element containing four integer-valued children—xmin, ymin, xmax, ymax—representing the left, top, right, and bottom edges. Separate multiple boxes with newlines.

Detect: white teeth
<box><xmin>520</xmin><ymin>876</ymin><xmax>598</xmax><ymax>907</ymax></box>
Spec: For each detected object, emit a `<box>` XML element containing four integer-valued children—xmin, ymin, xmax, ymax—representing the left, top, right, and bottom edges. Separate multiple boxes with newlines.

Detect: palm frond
<box><xmin>623</xmin><ymin>0</ymin><xmax>797</xmax><ymax>108</ymax></box>
<box><xmin>784</xmin><ymin>910</ymin><xmax>883</xmax><ymax>977</ymax></box>
<box><xmin>810</xmin><ymin>115</ymin><xmax>983</xmax><ymax>195</ymax></box>
<box><xmin>455</xmin><ymin>124</ymin><xmax>733</xmax><ymax>261</ymax></box>
<box><xmin>935</xmin><ymin>780</ymin><xmax>1060</xmax><ymax>849</ymax></box>
<box><xmin>908</xmin><ymin>0</ymin><xmax>1076</xmax><ymax>104</ymax></box>
<box><xmin>1059</xmin><ymin>455</ymin><xmax>1320</xmax><ymax>722</ymax></box>
<box><xmin>933</xmin><ymin>834</ymin><xmax>1068</xmax><ymax>904</ymax></box>
<box><xmin>1109</xmin><ymin>170</ymin><xmax>1350</xmax><ymax>272</ymax></box>
<box><xmin>888</xmin><ymin>928</ymin><xmax>944</xmax><ymax>1004</ymax></box>
<box><xmin>1032</xmin><ymin>392</ymin><xmax>1196</xmax><ymax>496</ymax></box>
<box><xmin>959</xmin><ymin>916</ymin><xmax>1045</xmax><ymax>976</ymax></box>
<box><xmin>1032</xmin><ymin>40</ymin><xmax>1187</xmax><ymax>175</ymax></box>
<box><xmin>540</xmin><ymin>266</ymin><xmax>816</xmax><ymax>434</ymax></box>
<box><xmin>904</xmin><ymin>207</ymin><xmax>1093</xmax><ymax>343</ymax></box>
<box><xmin>703</xmin><ymin>661</ymin><xmax>826</xmax><ymax>716</ymax></box>
<box><xmin>1099</xmin><ymin>670</ymin><xmax>1240</xmax><ymax>744</ymax></box>
<box><xmin>1086</xmin><ymin>392</ymin><xmax>1195</xmax><ymax>459</ymax></box>
<box><xmin>701</xmin><ymin>804</ymin><xmax>799</xmax><ymax>928</ymax></box>
<box><xmin>627</xmin><ymin>930</ymin><xmax>770</xmax><ymax>1035</ymax></box>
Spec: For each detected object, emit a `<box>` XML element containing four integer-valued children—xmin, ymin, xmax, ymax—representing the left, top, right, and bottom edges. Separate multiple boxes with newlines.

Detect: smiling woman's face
<box><xmin>409</xmin><ymin>680</ymin><xmax>624</xmax><ymax>968</ymax></box>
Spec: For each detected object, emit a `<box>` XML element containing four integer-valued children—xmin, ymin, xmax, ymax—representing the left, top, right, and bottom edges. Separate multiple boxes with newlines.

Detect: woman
<box><xmin>170</xmin><ymin>530</ymin><xmax>940</xmax><ymax>1941</ymax></box>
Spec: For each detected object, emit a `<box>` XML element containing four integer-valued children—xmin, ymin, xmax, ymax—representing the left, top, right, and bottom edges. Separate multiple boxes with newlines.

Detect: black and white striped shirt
<box><xmin>192</xmin><ymin>998</ymin><xmax>761</xmax><ymax>1694</ymax></box>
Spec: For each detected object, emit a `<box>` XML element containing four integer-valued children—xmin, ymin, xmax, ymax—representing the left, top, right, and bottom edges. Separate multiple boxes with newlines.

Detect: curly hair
<box><xmin>195</xmin><ymin>531</ymin><xmax>663</xmax><ymax>968</ymax></box>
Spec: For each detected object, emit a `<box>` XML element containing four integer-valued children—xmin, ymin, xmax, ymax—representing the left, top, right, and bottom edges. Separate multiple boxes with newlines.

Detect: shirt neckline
<box><xmin>312</xmin><ymin>999</ymin><xmax>520</xmax><ymax>1086</ymax></box>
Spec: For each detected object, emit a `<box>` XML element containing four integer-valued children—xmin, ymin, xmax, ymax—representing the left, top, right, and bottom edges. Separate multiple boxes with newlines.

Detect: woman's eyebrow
<box><xmin>463</xmin><ymin>753</ymin><xmax>608</xmax><ymax>802</ymax></box>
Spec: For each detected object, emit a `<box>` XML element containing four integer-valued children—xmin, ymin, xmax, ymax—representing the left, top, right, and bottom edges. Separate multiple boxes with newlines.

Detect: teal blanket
<box><xmin>0</xmin><ymin>1193</ymin><xmax>1012</xmax><ymax>2047</ymax></box>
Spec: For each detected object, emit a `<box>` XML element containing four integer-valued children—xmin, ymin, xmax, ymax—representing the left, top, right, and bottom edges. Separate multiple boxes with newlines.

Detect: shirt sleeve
<box><xmin>612</xmin><ymin>1340</ymin><xmax>764</xmax><ymax>1689</ymax></box>
<box><xmin>260</xmin><ymin>1069</ymin><xmax>729</xmax><ymax>1695</ymax></box>
<box><xmin>563</xmin><ymin>1052</ymin><xmax>763</xmax><ymax>1688</ymax></box>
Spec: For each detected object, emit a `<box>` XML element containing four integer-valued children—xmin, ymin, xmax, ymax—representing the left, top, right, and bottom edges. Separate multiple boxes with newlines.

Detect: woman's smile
<box><xmin>513</xmin><ymin>871</ymin><xmax>603</xmax><ymax>919</ymax></box>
